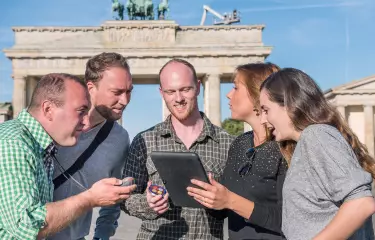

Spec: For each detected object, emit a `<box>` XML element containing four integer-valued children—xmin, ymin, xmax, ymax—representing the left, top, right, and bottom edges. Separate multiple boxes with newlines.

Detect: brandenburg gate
<box><xmin>3</xmin><ymin>20</ymin><xmax>271</xmax><ymax>126</ymax></box>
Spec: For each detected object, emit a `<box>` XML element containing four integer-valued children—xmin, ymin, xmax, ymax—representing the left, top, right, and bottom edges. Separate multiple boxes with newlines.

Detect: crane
<box><xmin>200</xmin><ymin>5</ymin><xmax>240</xmax><ymax>26</ymax></box>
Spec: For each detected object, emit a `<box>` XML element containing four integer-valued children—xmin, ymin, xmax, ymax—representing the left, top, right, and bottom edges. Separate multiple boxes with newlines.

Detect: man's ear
<box><xmin>159</xmin><ymin>86</ymin><xmax>163</xmax><ymax>97</ymax></box>
<box><xmin>196</xmin><ymin>79</ymin><xmax>201</xmax><ymax>96</ymax></box>
<box><xmin>87</xmin><ymin>81</ymin><xmax>97</xmax><ymax>94</ymax></box>
<box><xmin>41</xmin><ymin>100</ymin><xmax>54</xmax><ymax>121</ymax></box>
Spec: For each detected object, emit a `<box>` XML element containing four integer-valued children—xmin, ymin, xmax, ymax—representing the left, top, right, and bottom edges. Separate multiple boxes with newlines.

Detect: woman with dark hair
<box><xmin>259</xmin><ymin>68</ymin><xmax>375</xmax><ymax>240</ymax></box>
<box><xmin>188</xmin><ymin>63</ymin><xmax>287</xmax><ymax>239</ymax></box>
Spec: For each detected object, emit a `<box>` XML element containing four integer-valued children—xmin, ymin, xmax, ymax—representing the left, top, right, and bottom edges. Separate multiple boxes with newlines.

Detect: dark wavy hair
<box><xmin>260</xmin><ymin>68</ymin><xmax>375</xmax><ymax>178</ymax></box>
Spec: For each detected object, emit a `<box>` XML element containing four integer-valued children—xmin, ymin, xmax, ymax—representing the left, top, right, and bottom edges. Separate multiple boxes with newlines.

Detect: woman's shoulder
<box><xmin>228</xmin><ymin>131</ymin><xmax>253</xmax><ymax>154</ymax></box>
<box><xmin>230</xmin><ymin>131</ymin><xmax>253</xmax><ymax>147</ymax></box>
<box><xmin>302</xmin><ymin>123</ymin><xmax>339</xmax><ymax>135</ymax></box>
<box><xmin>235</xmin><ymin>131</ymin><xmax>254</xmax><ymax>141</ymax></box>
<box><xmin>301</xmin><ymin>124</ymin><xmax>346</xmax><ymax>145</ymax></box>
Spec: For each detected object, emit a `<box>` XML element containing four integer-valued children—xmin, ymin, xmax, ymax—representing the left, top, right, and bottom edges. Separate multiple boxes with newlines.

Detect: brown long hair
<box><xmin>260</xmin><ymin>68</ymin><xmax>375</xmax><ymax>178</ymax></box>
<box><xmin>235</xmin><ymin>62</ymin><xmax>280</xmax><ymax>141</ymax></box>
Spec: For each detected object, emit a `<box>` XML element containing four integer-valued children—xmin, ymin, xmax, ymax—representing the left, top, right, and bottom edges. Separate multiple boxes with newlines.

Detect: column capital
<box><xmin>336</xmin><ymin>105</ymin><xmax>346</xmax><ymax>121</ymax></box>
<box><xmin>204</xmin><ymin>72</ymin><xmax>222</xmax><ymax>79</ymax></box>
<box><xmin>335</xmin><ymin>103</ymin><xmax>348</xmax><ymax>107</ymax></box>
<box><xmin>12</xmin><ymin>73</ymin><xmax>27</xmax><ymax>80</ymax></box>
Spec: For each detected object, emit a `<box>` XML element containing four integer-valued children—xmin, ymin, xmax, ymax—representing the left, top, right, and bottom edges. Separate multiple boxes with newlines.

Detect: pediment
<box><xmin>332</xmin><ymin>75</ymin><xmax>375</xmax><ymax>91</ymax></box>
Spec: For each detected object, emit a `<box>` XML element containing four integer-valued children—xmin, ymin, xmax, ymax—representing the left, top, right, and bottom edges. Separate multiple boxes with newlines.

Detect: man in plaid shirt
<box><xmin>122</xmin><ymin>59</ymin><xmax>235</xmax><ymax>239</ymax></box>
<box><xmin>0</xmin><ymin>73</ymin><xmax>135</xmax><ymax>240</ymax></box>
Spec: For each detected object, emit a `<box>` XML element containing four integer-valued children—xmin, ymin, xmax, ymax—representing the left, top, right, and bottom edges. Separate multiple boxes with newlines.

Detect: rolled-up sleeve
<box><xmin>0</xmin><ymin>141</ymin><xmax>47</xmax><ymax>239</ymax></box>
<box><xmin>121</xmin><ymin>134</ymin><xmax>159</xmax><ymax>220</ymax></box>
<box><xmin>302</xmin><ymin>126</ymin><xmax>373</xmax><ymax>204</ymax></box>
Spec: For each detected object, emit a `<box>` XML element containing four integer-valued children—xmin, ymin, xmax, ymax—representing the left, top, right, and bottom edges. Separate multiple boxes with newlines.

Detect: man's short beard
<box><xmin>95</xmin><ymin>105</ymin><xmax>122</xmax><ymax>121</ymax></box>
<box><xmin>167</xmin><ymin>100</ymin><xmax>198</xmax><ymax>121</ymax></box>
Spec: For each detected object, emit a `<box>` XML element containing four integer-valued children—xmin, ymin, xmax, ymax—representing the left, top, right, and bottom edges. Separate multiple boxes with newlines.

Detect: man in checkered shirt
<box><xmin>121</xmin><ymin>59</ymin><xmax>235</xmax><ymax>240</ymax></box>
<box><xmin>0</xmin><ymin>73</ymin><xmax>135</xmax><ymax>240</ymax></box>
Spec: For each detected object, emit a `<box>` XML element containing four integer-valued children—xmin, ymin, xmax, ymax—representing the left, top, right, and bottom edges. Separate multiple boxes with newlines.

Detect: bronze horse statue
<box><xmin>112</xmin><ymin>0</ymin><xmax>125</xmax><ymax>20</ymax></box>
<box><xmin>157</xmin><ymin>0</ymin><xmax>169</xmax><ymax>20</ymax></box>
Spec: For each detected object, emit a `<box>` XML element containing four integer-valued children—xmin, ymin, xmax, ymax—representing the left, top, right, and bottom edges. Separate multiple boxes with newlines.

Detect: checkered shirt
<box><xmin>121</xmin><ymin>112</ymin><xmax>235</xmax><ymax>240</ymax></box>
<box><xmin>0</xmin><ymin>109</ymin><xmax>54</xmax><ymax>239</ymax></box>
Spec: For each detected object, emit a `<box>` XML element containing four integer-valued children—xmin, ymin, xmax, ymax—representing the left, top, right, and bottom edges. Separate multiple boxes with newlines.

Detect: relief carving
<box><xmin>105</xmin><ymin>28</ymin><xmax>172</xmax><ymax>44</ymax></box>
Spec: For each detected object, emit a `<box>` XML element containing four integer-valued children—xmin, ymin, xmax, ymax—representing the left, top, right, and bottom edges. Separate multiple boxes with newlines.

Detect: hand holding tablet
<box><xmin>150</xmin><ymin>151</ymin><xmax>210</xmax><ymax>208</ymax></box>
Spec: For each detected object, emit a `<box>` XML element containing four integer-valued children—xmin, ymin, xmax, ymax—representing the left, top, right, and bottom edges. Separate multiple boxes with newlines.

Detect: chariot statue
<box><xmin>112</xmin><ymin>0</ymin><xmax>125</xmax><ymax>20</ymax></box>
<box><xmin>157</xmin><ymin>0</ymin><xmax>169</xmax><ymax>20</ymax></box>
<box><xmin>126</xmin><ymin>0</ymin><xmax>154</xmax><ymax>20</ymax></box>
<box><xmin>112</xmin><ymin>0</ymin><xmax>170</xmax><ymax>21</ymax></box>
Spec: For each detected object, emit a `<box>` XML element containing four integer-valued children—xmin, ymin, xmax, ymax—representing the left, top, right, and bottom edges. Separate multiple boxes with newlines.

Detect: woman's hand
<box><xmin>187</xmin><ymin>173</ymin><xmax>232</xmax><ymax>210</ymax></box>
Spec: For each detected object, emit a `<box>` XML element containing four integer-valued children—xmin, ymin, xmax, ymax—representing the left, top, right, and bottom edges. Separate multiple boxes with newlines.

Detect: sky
<box><xmin>0</xmin><ymin>0</ymin><xmax>374</xmax><ymax>139</ymax></box>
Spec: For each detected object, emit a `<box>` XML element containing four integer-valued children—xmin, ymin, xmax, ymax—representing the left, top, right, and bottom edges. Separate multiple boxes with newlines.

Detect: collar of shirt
<box><xmin>155</xmin><ymin>111</ymin><xmax>219</xmax><ymax>143</ymax></box>
<box><xmin>17</xmin><ymin>109</ymin><xmax>54</xmax><ymax>152</ymax></box>
<box><xmin>45</xmin><ymin>142</ymin><xmax>58</xmax><ymax>156</ymax></box>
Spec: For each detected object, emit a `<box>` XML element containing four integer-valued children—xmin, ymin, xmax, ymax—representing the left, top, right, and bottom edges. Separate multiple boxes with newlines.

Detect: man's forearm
<box><xmin>123</xmin><ymin>193</ymin><xmax>159</xmax><ymax>220</ymax></box>
<box><xmin>37</xmin><ymin>191</ymin><xmax>93</xmax><ymax>239</ymax></box>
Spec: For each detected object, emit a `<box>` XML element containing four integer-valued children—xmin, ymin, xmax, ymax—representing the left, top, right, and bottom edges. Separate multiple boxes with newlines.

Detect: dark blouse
<box><xmin>220</xmin><ymin>131</ymin><xmax>287</xmax><ymax>240</ymax></box>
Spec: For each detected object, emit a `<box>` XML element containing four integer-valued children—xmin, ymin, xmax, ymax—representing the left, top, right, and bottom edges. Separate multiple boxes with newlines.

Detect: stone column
<box><xmin>203</xmin><ymin>73</ymin><xmax>221</xmax><ymax>127</ymax></box>
<box><xmin>12</xmin><ymin>74</ymin><xmax>27</xmax><ymax>118</ymax></box>
<box><xmin>364</xmin><ymin>105</ymin><xmax>374</xmax><ymax>157</ymax></box>
<box><xmin>162</xmin><ymin>99</ymin><xmax>170</xmax><ymax>120</ymax></box>
<box><xmin>337</xmin><ymin>105</ymin><xmax>346</xmax><ymax>120</ymax></box>
<box><xmin>26</xmin><ymin>76</ymin><xmax>38</xmax><ymax>106</ymax></box>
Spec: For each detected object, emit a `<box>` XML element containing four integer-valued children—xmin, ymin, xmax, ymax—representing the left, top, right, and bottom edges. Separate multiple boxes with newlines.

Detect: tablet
<box><xmin>150</xmin><ymin>151</ymin><xmax>210</xmax><ymax>208</ymax></box>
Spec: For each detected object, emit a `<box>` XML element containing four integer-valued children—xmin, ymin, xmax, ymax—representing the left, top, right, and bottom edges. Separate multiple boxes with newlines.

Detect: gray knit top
<box><xmin>282</xmin><ymin>124</ymin><xmax>374</xmax><ymax>240</ymax></box>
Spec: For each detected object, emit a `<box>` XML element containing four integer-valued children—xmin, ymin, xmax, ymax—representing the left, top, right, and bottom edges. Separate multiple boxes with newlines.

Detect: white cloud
<box><xmin>241</xmin><ymin>1</ymin><xmax>363</xmax><ymax>13</ymax></box>
<box><xmin>336</xmin><ymin>0</ymin><xmax>375</xmax><ymax>22</ymax></box>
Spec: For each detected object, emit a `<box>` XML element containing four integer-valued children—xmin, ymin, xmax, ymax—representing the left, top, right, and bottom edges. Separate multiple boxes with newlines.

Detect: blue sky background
<box><xmin>0</xmin><ymin>0</ymin><xmax>374</xmax><ymax>139</ymax></box>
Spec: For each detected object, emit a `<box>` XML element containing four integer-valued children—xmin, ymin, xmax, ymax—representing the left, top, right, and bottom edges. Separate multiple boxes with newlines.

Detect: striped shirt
<box><xmin>0</xmin><ymin>110</ymin><xmax>54</xmax><ymax>239</ymax></box>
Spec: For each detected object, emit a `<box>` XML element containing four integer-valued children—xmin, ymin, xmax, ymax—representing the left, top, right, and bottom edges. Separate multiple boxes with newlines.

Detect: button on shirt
<box><xmin>121</xmin><ymin>112</ymin><xmax>235</xmax><ymax>240</ymax></box>
<box><xmin>0</xmin><ymin>110</ymin><xmax>54</xmax><ymax>239</ymax></box>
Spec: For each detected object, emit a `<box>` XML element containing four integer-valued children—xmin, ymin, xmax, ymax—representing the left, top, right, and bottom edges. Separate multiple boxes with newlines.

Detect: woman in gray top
<box><xmin>259</xmin><ymin>68</ymin><xmax>375</xmax><ymax>240</ymax></box>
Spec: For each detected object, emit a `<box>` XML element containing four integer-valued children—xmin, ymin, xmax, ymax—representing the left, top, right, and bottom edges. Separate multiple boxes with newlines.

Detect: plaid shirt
<box><xmin>121</xmin><ymin>112</ymin><xmax>235</xmax><ymax>240</ymax></box>
<box><xmin>44</xmin><ymin>143</ymin><xmax>57</xmax><ymax>183</ymax></box>
<box><xmin>0</xmin><ymin>110</ymin><xmax>54</xmax><ymax>239</ymax></box>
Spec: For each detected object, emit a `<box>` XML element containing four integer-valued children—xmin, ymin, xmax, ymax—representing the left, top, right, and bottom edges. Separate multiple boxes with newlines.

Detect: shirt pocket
<box><xmin>200</xmin><ymin>146</ymin><xmax>226</xmax><ymax>178</ymax></box>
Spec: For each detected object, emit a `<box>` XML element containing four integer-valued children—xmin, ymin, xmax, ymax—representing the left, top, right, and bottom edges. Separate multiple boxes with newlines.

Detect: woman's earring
<box><xmin>253</xmin><ymin>108</ymin><xmax>260</xmax><ymax>116</ymax></box>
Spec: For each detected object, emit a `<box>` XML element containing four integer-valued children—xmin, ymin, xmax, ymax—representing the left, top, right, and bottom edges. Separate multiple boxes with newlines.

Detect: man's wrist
<box><xmin>80</xmin><ymin>189</ymin><xmax>95</xmax><ymax>208</ymax></box>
